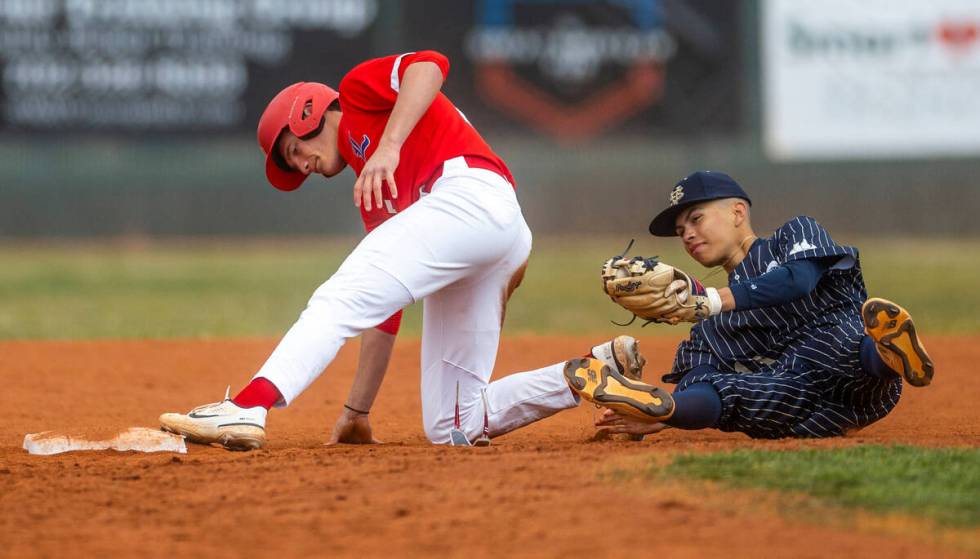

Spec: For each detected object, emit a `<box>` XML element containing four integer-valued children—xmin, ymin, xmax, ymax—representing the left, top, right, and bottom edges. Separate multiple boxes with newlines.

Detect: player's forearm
<box><xmin>345</xmin><ymin>327</ymin><xmax>397</xmax><ymax>412</ymax></box>
<box><xmin>378</xmin><ymin>61</ymin><xmax>444</xmax><ymax>151</ymax></box>
<box><xmin>717</xmin><ymin>287</ymin><xmax>736</xmax><ymax>312</ymax></box>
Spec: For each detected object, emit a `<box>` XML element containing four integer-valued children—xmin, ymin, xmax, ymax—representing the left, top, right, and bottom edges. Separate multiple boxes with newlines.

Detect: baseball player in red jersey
<box><xmin>158</xmin><ymin>51</ymin><xmax>661</xmax><ymax>449</ymax></box>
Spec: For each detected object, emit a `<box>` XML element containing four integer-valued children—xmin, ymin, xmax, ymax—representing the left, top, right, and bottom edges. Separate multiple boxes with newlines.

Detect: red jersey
<box><xmin>336</xmin><ymin>51</ymin><xmax>516</xmax><ymax>232</ymax></box>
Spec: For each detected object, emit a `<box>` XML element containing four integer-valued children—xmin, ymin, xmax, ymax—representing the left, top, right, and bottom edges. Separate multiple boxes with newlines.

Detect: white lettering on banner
<box><xmin>763</xmin><ymin>0</ymin><xmax>980</xmax><ymax>160</ymax></box>
<box><xmin>466</xmin><ymin>15</ymin><xmax>675</xmax><ymax>87</ymax></box>
<box><xmin>0</xmin><ymin>0</ymin><xmax>379</xmax><ymax>130</ymax></box>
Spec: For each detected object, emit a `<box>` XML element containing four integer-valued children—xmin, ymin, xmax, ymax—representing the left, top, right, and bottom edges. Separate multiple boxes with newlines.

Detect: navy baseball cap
<box><xmin>648</xmin><ymin>171</ymin><xmax>752</xmax><ymax>237</ymax></box>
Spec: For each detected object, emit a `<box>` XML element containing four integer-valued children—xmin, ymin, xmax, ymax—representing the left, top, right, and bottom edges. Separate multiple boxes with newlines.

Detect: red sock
<box><xmin>233</xmin><ymin>377</ymin><xmax>282</xmax><ymax>409</ymax></box>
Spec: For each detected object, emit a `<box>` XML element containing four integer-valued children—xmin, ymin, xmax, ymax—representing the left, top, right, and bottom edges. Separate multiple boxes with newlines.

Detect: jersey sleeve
<box><xmin>339</xmin><ymin>51</ymin><xmax>450</xmax><ymax>112</ymax></box>
<box><xmin>729</xmin><ymin>258</ymin><xmax>830</xmax><ymax>310</ymax></box>
<box><xmin>774</xmin><ymin>216</ymin><xmax>858</xmax><ymax>269</ymax></box>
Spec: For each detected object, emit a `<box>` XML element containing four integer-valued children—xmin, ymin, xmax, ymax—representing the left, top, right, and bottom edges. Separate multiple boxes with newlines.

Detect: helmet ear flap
<box><xmin>288</xmin><ymin>83</ymin><xmax>329</xmax><ymax>137</ymax></box>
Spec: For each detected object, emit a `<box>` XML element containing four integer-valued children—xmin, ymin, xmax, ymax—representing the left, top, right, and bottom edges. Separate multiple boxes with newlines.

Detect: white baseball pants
<box><xmin>253</xmin><ymin>157</ymin><xmax>578</xmax><ymax>443</ymax></box>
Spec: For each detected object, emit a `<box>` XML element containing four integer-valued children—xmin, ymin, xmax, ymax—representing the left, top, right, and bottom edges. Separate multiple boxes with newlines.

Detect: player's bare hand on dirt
<box><xmin>326</xmin><ymin>409</ymin><xmax>382</xmax><ymax>445</ymax></box>
<box><xmin>354</xmin><ymin>142</ymin><xmax>399</xmax><ymax>211</ymax></box>
<box><xmin>595</xmin><ymin>408</ymin><xmax>670</xmax><ymax>436</ymax></box>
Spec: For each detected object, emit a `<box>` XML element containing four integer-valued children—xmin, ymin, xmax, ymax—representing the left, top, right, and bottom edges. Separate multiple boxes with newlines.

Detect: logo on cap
<box><xmin>669</xmin><ymin>185</ymin><xmax>685</xmax><ymax>206</ymax></box>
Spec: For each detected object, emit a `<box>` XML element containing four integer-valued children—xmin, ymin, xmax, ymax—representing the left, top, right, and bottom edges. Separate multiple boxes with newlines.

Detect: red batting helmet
<box><xmin>257</xmin><ymin>82</ymin><xmax>339</xmax><ymax>191</ymax></box>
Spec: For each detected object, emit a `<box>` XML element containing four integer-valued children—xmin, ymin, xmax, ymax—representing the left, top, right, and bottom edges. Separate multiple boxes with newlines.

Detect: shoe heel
<box><xmin>217</xmin><ymin>426</ymin><xmax>265</xmax><ymax>451</ymax></box>
<box><xmin>563</xmin><ymin>358</ymin><xmax>593</xmax><ymax>391</ymax></box>
<box><xmin>863</xmin><ymin>298</ymin><xmax>934</xmax><ymax>387</ymax></box>
<box><xmin>862</xmin><ymin>298</ymin><xmax>902</xmax><ymax>331</ymax></box>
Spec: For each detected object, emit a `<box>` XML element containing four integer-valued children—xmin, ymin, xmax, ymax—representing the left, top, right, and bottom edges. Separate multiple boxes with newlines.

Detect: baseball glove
<box><xmin>601</xmin><ymin>254</ymin><xmax>722</xmax><ymax>325</ymax></box>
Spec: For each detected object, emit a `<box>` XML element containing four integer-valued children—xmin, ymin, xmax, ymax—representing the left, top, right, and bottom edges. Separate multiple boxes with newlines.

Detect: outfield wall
<box><xmin>2</xmin><ymin>1</ymin><xmax>977</xmax><ymax>238</ymax></box>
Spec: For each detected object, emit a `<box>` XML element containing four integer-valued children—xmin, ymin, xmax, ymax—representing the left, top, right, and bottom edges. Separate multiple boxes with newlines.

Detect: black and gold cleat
<box><xmin>563</xmin><ymin>357</ymin><xmax>674</xmax><ymax>421</ymax></box>
<box><xmin>862</xmin><ymin>298</ymin><xmax>934</xmax><ymax>387</ymax></box>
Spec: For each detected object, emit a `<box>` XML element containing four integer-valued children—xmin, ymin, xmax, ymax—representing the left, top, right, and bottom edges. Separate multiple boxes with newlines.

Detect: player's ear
<box><xmin>731</xmin><ymin>200</ymin><xmax>748</xmax><ymax>227</ymax></box>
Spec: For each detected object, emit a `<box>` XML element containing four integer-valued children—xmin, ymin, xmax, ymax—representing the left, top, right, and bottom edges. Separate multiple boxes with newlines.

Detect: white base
<box><xmin>23</xmin><ymin>427</ymin><xmax>187</xmax><ymax>455</ymax></box>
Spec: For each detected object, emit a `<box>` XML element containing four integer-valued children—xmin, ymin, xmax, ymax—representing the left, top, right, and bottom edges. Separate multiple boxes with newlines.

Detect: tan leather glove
<box><xmin>602</xmin><ymin>256</ymin><xmax>722</xmax><ymax>324</ymax></box>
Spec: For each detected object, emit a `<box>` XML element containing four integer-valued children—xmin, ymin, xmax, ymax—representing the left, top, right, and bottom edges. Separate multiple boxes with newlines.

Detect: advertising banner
<box><xmin>0</xmin><ymin>0</ymin><xmax>741</xmax><ymax>141</ymax></box>
<box><xmin>0</xmin><ymin>0</ymin><xmax>379</xmax><ymax>133</ymax></box>
<box><xmin>419</xmin><ymin>0</ymin><xmax>742</xmax><ymax>141</ymax></box>
<box><xmin>763</xmin><ymin>0</ymin><xmax>980</xmax><ymax>160</ymax></box>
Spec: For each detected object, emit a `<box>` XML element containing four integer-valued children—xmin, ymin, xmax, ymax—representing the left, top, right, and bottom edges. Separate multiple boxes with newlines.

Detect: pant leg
<box><xmin>416</xmin><ymin>168</ymin><xmax>578</xmax><ymax>443</ymax></box>
<box><xmin>677</xmin><ymin>368</ymin><xmax>825</xmax><ymax>439</ymax></box>
<box><xmin>677</xmin><ymin>366</ymin><xmax>900</xmax><ymax>439</ymax></box>
<box><xmin>860</xmin><ymin>335</ymin><xmax>901</xmax><ymax>380</ymax></box>
<box><xmin>254</xmin><ymin>162</ymin><xmax>526</xmax><ymax>406</ymax></box>
<box><xmin>253</xmin><ymin>261</ymin><xmax>414</xmax><ymax>405</ymax></box>
<box><xmin>418</xmin><ymin>224</ymin><xmax>578</xmax><ymax>443</ymax></box>
<box><xmin>480</xmin><ymin>362</ymin><xmax>580</xmax><ymax>439</ymax></box>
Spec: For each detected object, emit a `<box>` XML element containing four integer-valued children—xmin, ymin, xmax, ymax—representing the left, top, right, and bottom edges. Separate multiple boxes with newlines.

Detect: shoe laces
<box><xmin>187</xmin><ymin>386</ymin><xmax>233</xmax><ymax>414</ymax></box>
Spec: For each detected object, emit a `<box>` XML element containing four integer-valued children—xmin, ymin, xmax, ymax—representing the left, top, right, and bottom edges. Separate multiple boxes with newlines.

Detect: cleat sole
<box><xmin>160</xmin><ymin>416</ymin><xmax>265</xmax><ymax>451</ymax></box>
<box><xmin>862</xmin><ymin>298</ymin><xmax>934</xmax><ymax>387</ymax></box>
<box><xmin>564</xmin><ymin>358</ymin><xmax>674</xmax><ymax>421</ymax></box>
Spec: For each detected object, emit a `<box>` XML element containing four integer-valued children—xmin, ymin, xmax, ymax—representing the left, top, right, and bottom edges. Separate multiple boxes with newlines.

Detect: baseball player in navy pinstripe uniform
<box><xmin>567</xmin><ymin>171</ymin><xmax>934</xmax><ymax>439</ymax></box>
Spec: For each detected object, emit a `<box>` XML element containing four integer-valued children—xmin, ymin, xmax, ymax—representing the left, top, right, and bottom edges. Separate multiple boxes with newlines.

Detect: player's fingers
<box><xmin>363</xmin><ymin>171</ymin><xmax>375</xmax><ymax>211</ymax></box>
<box><xmin>595</xmin><ymin>413</ymin><xmax>625</xmax><ymax>426</ymax></box>
<box><xmin>596</xmin><ymin>408</ymin><xmax>617</xmax><ymax>421</ymax></box>
<box><xmin>654</xmin><ymin>422</ymin><xmax>670</xmax><ymax>433</ymax></box>
<box><xmin>372</xmin><ymin>171</ymin><xmax>384</xmax><ymax>211</ymax></box>
<box><xmin>353</xmin><ymin>175</ymin><xmax>364</xmax><ymax>207</ymax></box>
<box><xmin>642</xmin><ymin>422</ymin><xmax>671</xmax><ymax>435</ymax></box>
<box><xmin>324</xmin><ymin>421</ymin><xmax>343</xmax><ymax>446</ymax></box>
<box><xmin>386</xmin><ymin>170</ymin><xmax>397</xmax><ymax>199</ymax></box>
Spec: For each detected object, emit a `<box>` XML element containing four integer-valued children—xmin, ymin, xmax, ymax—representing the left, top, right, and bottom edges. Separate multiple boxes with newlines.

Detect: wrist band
<box><xmin>705</xmin><ymin>287</ymin><xmax>723</xmax><ymax>316</ymax></box>
<box><xmin>344</xmin><ymin>404</ymin><xmax>370</xmax><ymax>415</ymax></box>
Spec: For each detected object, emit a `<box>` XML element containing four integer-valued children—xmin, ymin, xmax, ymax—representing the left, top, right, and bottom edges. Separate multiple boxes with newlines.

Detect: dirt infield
<box><xmin>1</xmin><ymin>336</ymin><xmax>977</xmax><ymax>558</ymax></box>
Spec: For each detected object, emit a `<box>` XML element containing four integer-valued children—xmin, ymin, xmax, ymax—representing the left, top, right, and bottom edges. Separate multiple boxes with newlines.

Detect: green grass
<box><xmin>0</xmin><ymin>240</ymin><xmax>352</xmax><ymax>339</ymax></box>
<box><xmin>1</xmin><ymin>236</ymin><xmax>978</xmax><ymax>339</ymax></box>
<box><xmin>663</xmin><ymin>445</ymin><xmax>980</xmax><ymax>527</ymax></box>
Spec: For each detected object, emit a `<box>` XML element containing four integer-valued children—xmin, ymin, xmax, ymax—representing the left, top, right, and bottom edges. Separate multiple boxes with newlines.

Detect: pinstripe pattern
<box><xmin>665</xmin><ymin>216</ymin><xmax>901</xmax><ymax>438</ymax></box>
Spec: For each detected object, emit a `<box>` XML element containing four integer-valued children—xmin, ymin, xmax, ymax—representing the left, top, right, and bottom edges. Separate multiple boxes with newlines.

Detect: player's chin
<box><xmin>687</xmin><ymin>248</ymin><xmax>712</xmax><ymax>267</ymax></box>
<box><xmin>695</xmin><ymin>252</ymin><xmax>725</xmax><ymax>268</ymax></box>
<box><xmin>320</xmin><ymin>162</ymin><xmax>347</xmax><ymax>178</ymax></box>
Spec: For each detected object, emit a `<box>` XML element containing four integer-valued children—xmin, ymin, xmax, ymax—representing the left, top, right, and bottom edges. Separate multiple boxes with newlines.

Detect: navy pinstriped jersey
<box><xmin>665</xmin><ymin>216</ymin><xmax>901</xmax><ymax>438</ymax></box>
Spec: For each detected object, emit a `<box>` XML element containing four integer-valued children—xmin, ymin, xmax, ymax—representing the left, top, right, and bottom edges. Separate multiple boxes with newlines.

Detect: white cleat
<box><xmin>591</xmin><ymin>335</ymin><xmax>647</xmax><ymax>381</ymax></box>
<box><xmin>587</xmin><ymin>336</ymin><xmax>652</xmax><ymax>441</ymax></box>
<box><xmin>159</xmin><ymin>387</ymin><xmax>267</xmax><ymax>451</ymax></box>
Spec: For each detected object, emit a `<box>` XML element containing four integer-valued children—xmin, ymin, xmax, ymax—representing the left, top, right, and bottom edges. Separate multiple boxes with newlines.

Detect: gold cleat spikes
<box><xmin>563</xmin><ymin>357</ymin><xmax>674</xmax><ymax>422</ymax></box>
<box><xmin>862</xmin><ymin>298</ymin><xmax>935</xmax><ymax>387</ymax></box>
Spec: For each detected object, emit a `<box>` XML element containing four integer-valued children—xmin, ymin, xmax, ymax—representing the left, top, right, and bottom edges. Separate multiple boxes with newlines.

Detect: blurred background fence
<box><xmin>1</xmin><ymin>0</ymin><xmax>978</xmax><ymax>239</ymax></box>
